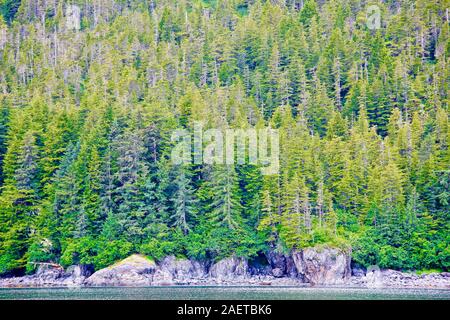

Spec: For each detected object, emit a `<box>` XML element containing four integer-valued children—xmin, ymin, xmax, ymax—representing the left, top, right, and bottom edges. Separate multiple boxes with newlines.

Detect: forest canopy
<box><xmin>0</xmin><ymin>0</ymin><xmax>448</xmax><ymax>275</ymax></box>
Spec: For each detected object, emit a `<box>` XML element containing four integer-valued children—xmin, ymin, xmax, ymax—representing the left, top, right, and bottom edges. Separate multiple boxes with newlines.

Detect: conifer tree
<box><xmin>171</xmin><ymin>164</ymin><xmax>197</xmax><ymax>235</ymax></box>
<box><xmin>208</xmin><ymin>165</ymin><xmax>243</xmax><ymax>230</ymax></box>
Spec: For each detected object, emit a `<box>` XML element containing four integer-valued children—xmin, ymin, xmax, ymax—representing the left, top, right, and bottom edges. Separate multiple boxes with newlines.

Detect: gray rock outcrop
<box><xmin>153</xmin><ymin>256</ymin><xmax>207</xmax><ymax>284</ymax></box>
<box><xmin>349</xmin><ymin>269</ymin><xmax>450</xmax><ymax>289</ymax></box>
<box><xmin>2</xmin><ymin>250</ymin><xmax>449</xmax><ymax>289</ymax></box>
<box><xmin>84</xmin><ymin>254</ymin><xmax>156</xmax><ymax>286</ymax></box>
<box><xmin>271</xmin><ymin>268</ymin><xmax>284</xmax><ymax>278</ymax></box>
<box><xmin>265</xmin><ymin>251</ymin><xmax>298</xmax><ymax>278</ymax></box>
<box><xmin>292</xmin><ymin>247</ymin><xmax>351</xmax><ymax>285</ymax></box>
<box><xmin>209</xmin><ymin>257</ymin><xmax>249</xmax><ymax>280</ymax></box>
<box><xmin>159</xmin><ymin>256</ymin><xmax>207</xmax><ymax>279</ymax></box>
<box><xmin>0</xmin><ymin>263</ymin><xmax>90</xmax><ymax>287</ymax></box>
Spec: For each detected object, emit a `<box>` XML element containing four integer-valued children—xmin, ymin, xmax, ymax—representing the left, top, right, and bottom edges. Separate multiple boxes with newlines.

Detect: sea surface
<box><xmin>0</xmin><ymin>286</ymin><xmax>449</xmax><ymax>300</ymax></box>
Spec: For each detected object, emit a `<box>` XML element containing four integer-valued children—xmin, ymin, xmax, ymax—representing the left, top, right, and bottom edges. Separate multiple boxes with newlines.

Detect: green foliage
<box><xmin>352</xmin><ymin>212</ymin><xmax>450</xmax><ymax>271</ymax></box>
<box><xmin>0</xmin><ymin>0</ymin><xmax>448</xmax><ymax>275</ymax></box>
<box><xmin>93</xmin><ymin>239</ymin><xmax>134</xmax><ymax>270</ymax></box>
<box><xmin>299</xmin><ymin>0</ymin><xmax>318</xmax><ymax>27</ymax></box>
<box><xmin>25</xmin><ymin>240</ymin><xmax>58</xmax><ymax>273</ymax></box>
<box><xmin>139</xmin><ymin>238</ymin><xmax>178</xmax><ymax>261</ymax></box>
<box><xmin>60</xmin><ymin>237</ymin><xmax>134</xmax><ymax>270</ymax></box>
<box><xmin>0</xmin><ymin>102</ymin><xmax>8</xmax><ymax>185</ymax></box>
<box><xmin>60</xmin><ymin>237</ymin><xmax>98</xmax><ymax>268</ymax></box>
<box><xmin>0</xmin><ymin>0</ymin><xmax>21</xmax><ymax>23</ymax></box>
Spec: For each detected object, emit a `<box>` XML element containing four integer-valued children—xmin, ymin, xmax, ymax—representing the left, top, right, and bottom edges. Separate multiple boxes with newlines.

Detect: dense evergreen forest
<box><xmin>0</xmin><ymin>0</ymin><xmax>448</xmax><ymax>276</ymax></box>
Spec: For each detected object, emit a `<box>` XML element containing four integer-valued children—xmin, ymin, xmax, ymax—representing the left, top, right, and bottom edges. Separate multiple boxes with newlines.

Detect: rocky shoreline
<box><xmin>1</xmin><ymin>248</ymin><xmax>449</xmax><ymax>289</ymax></box>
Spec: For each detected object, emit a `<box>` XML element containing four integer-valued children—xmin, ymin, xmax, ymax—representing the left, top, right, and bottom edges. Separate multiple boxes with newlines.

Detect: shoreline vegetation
<box><xmin>0</xmin><ymin>0</ymin><xmax>449</xmax><ymax>288</ymax></box>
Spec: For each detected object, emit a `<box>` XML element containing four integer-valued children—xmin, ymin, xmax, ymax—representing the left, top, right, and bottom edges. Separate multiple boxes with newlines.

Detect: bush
<box><xmin>60</xmin><ymin>237</ymin><xmax>97</xmax><ymax>267</ymax></box>
<box><xmin>60</xmin><ymin>237</ymin><xmax>134</xmax><ymax>270</ymax></box>
<box><xmin>0</xmin><ymin>252</ymin><xmax>22</xmax><ymax>275</ymax></box>
<box><xmin>93</xmin><ymin>239</ymin><xmax>134</xmax><ymax>269</ymax></box>
<box><xmin>139</xmin><ymin>238</ymin><xmax>178</xmax><ymax>261</ymax></box>
<box><xmin>351</xmin><ymin>221</ymin><xmax>449</xmax><ymax>271</ymax></box>
<box><xmin>25</xmin><ymin>240</ymin><xmax>58</xmax><ymax>274</ymax></box>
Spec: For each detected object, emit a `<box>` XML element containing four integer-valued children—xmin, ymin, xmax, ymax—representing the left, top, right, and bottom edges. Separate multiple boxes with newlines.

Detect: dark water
<box><xmin>1</xmin><ymin>286</ymin><xmax>449</xmax><ymax>300</ymax></box>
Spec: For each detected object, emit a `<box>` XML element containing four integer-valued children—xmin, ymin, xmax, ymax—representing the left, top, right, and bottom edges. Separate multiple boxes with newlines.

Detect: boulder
<box><xmin>365</xmin><ymin>268</ymin><xmax>383</xmax><ymax>288</ymax></box>
<box><xmin>272</xmin><ymin>268</ymin><xmax>284</xmax><ymax>278</ymax></box>
<box><xmin>66</xmin><ymin>264</ymin><xmax>93</xmax><ymax>278</ymax></box>
<box><xmin>209</xmin><ymin>257</ymin><xmax>249</xmax><ymax>279</ymax></box>
<box><xmin>265</xmin><ymin>251</ymin><xmax>298</xmax><ymax>278</ymax></box>
<box><xmin>35</xmin><ymin>264</ymin><xmax>65</xmax><ymax>280</ymax></box>
<box><xmin>374</xmin><ymin>270</ymin><xmax>450</xmax><ymax>289</ymax></box>
<box><xmin>292</xmin><ymin>247</ymin><xmax>351</xmax><ymax>285</ymax></box>
<box><xmin>85</xmin><ymin>254</ymin><xmax>156</xmax><ymax>286</ymax></box>
<box><xmin>285</xmin><ymin>256</ymin><xmax>299</xmax><ymax>278</ymax></box>
<box><xmin>266</xmin><ymin>251</ymin><xmax>286</xmax><ymax>271</ymax></box>
<box><xmin>152</xmin><ymin>269</ymin><xmax>175</xmax><ymax>285</ymax></box>
<box><xmin>0</xmin><ymin>263</ymin><xmax>84</xmax><ymax>287</ymax></box>
<box><xmin>158</xmin><ymin>256</ymin><xmax>207</xmax><ymax>281</ymax></box>
<box><xmin>352</xmin><ymin>267</ymin><xmax>366</xmax><ymax>277</ymax></box>
<box><xmin>62</xmin><ymin>265</ymin><xmax>93</xmax><ymax>286</ymax></box>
